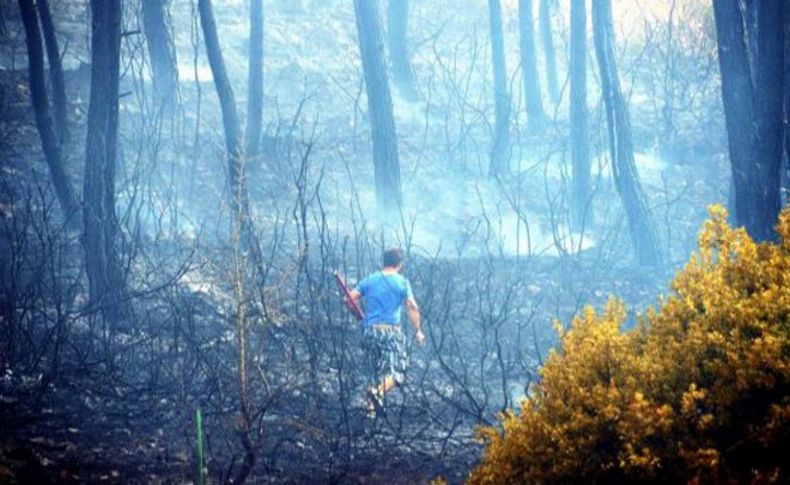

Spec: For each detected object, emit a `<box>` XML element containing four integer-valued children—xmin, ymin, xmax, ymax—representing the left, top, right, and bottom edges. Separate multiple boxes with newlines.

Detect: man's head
<box><xmin>382</xmin><ymin>247</ymin><xmax>404</xmax><ymax>270</ymax></box>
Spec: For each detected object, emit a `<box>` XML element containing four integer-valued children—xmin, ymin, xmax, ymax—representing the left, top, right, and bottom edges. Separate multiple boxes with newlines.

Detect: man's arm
<box><xmin>406</xmin><ymin>297</ymin><xmax>425</xmax><ymax>345</ymax></box>
<box><xmin>341</xmin><ymin>273</ymin><xmax>365</xmax><ymax>321</ymax></box>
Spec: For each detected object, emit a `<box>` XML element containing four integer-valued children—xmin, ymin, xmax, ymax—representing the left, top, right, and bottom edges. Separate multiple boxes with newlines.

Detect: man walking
<box><xmin>349</xmin><ymin>247</ymin><xmax>424</xmax><ymax>413</ymax></box>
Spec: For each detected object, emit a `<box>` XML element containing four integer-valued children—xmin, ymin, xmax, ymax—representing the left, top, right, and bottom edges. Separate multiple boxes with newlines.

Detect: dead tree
<box><xmin>83</xmin><ymin>0</ymin><xmax>125</xmax><ymax>324</ymax></box>
<box><xmin>141</xmin><ymin>0</ymin><xmax>179</xmax><ymax>111</ymax></box>
<box><xmin>387</xmin><ymin>0</ymin><xmax>417</xmax><ymax>99</ymax></box>
<box><xmin>539</xmin><ymin>0</ymin><xmax>559</xmax><ymax>103</ymax></box>
<box><xmin>198</xmin><ymin>0</ymin><xmax>249</xmax><ymax>217</ymax></box>
<box><xmin>570</xmin><ymin>0</ymin><xmax>590</xmax><ymax>229</ymax></box>
<box><xmin>198</xmin><ymin>1</ymin><xmax>261</xmax><ymax>480</ymax></box>
<box><xmin>785</xmin><ymin>2</ymin><xmax>790</xmax><ymax>199</ymax></box>
<box><xmin>1</xmin><ymin>0</ymin><xmax>8</xmax><ymax>37</ymax></box>
<box><xmin>246</xmin><ymin>0</ymin><xmax>264</xmax><ymax>161</ymax></box>
<box><xmin>743</xmin><ymin>0</ymin><xmax>759</xmax><ymax>80</ymax></box>
<box><xmin>353</xmin><ymin>0</ymin><xmax>403</xmax><ymax>213</ymax></box>
<box><xmin>713</xmin><ymin>0</ymin><xmax>785</xmax><ymax>242</ymax></box>
<box><xmin>36</xmin><ymin>0</ymin><xmax>68</xmax><ymax>143</ymax></box>
<box><xmin>592</xmin><ymin>0</ymin><xmax>662</xmax><ymax>266</ymax></box>
<box><xmin>198</xmin><ymin>0</ymin><xmax>264</xmax><ymax>268</ymax></box>
<box><xmin>519</xmin><ymin>0</ymin><xmax>546</xmax><ymax>133</ymax></box>
<box><xmin>488</xmin><ymin>0</ymin><xmax>511</xmax><ymax>178</ymax></box>
<box><xmin>17</xmin><ymin>0</ymin><xmax>78</xmax><ymax>223</ymax></box>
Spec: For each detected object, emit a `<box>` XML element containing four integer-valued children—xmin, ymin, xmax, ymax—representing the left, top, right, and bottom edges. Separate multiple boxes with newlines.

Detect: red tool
<box><xmin>334</xmin><ymin>271</ymin><xmax>365</xmax><ymax>321</ymax></box>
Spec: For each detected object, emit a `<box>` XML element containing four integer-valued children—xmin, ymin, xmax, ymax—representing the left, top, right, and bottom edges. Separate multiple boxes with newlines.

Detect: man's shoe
<box><xmin>365</xmin><ymin>388</ymin><xmax>383</xmax><ymax>418</ymax></box>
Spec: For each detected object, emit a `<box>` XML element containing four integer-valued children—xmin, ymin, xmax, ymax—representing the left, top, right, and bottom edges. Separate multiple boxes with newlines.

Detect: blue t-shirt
<box><xmin>355</xmin><ymin>271</ymin><xmax>413</xmax><ymax>328</ymax></box>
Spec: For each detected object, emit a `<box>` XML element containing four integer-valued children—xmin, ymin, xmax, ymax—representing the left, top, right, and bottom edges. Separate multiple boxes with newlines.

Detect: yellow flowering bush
<box><xmin>469</xmin><ymin>206</ymin><xmax>790</xmax><ymax>484</ymax></box>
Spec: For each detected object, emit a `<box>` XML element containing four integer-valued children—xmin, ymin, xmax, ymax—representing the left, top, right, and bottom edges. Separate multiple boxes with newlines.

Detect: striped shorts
<box><xmin>363</xmin><ymin>324</ymin><xmax>408</xmax><ymax>385</ymax></box>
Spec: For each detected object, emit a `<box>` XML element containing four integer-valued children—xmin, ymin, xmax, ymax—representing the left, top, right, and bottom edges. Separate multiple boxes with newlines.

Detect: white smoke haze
<box><xmin>58</xmin><ymin>0</ymin><xmax>722</xmax><ymax>270</ymax></box>
<box><xmin>0</xmin><ymin>0</ymin><xmax>735</xmax><ymax>481</ymax></box>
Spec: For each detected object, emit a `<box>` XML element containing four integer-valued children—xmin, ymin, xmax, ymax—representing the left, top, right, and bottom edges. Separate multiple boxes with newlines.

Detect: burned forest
<box><xmin>1</xmin><ymin>0</ymin><xmax>788</xmax><ymax>483</ymax></box>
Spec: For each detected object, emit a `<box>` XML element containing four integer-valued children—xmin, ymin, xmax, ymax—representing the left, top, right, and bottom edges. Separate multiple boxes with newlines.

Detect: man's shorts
<box><xmin>363</xmin><ymin>324</ymin><xmax>408</xmax><ymax>385</ymax></box>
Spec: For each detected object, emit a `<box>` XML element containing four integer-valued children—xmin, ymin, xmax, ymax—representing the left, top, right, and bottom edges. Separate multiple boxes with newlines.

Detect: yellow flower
<box><xmin>469</xmin><ymin>206</ymin><xmax>790</xmax><ymax>484</ymax></box>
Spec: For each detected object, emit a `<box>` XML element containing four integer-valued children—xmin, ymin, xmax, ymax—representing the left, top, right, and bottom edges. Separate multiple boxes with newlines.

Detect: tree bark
<box><xmin>713</xmin><ymin>0</ymin><xmax>785</xmax><ymax>242</ymax></box>
<box><xmin>714</xmin><ymin>0</ymin><xmax>753</xmax><ymax>223</ymax></box>
<box><xmin>18</xmin><ymin>0</ymin><xmax>79</xmax><ymax>223</ymax></box>
<box><xmin>36</xmin><ymin>0</ymin><xmax>68</xmax><ymax>144</ymax></box>
<box><xmin>488</xmin><ymin>0</ymin><xmax>511</xmax><ymax>178</ymax></box>
<box><xmin>518</xmin><ymin>0</ymin><xmax>545</xmax><ymax>133</ymax></box>
<box><xmin>570</xmin><ymin>0</ymin><xmax>590</xmax><ymax>229</ymax></box>
<box><xmin>199</xmin><ymin>4</ymin><xmax>261</xmax><ymax>482</ymax></box>
<box><xmin>198</xmin><ymin>0</ymin><xmax>265</xmax><ymax>277</ymax></box>
<box><xmin>0</xmin><ymin>0</ymin><xmax>8</xmax><ymax>38</ymax></box>
<box><xmin>592</xmin><ymin>0</ymin><xmax>661</xmax><ymax>266</ymax></box>
<box><xmin>83</xmin><ymin>0</ymin><xmax>125</xmax><ymax>324</ymax></box>
<box><xmin>753</xmin><ymin>1</ymin><xmax>785</xmax><ymax>236</ymax></box>
<box><xmin>141</xmin><ymin>0</ymin><xmax>178</xmax><ymax>112</ymax></box>
<box><xmin>246</xmin><ymin>0</ymin><xmax>264</xmax><ymax>161</ymax></box>
<box><xmin>198</xmin><ymin>0</ymin><xmax>249</xmax><ymax>215</ymax></box>
<box><xmin>354</xmin><ymin>0</ymin><xmax>403</xmax><ymax>213</ymax></box>
<box><xmin>784</xmin><ymin>1</ymin><xmax>790</xmax><ymax>202</ymax></box>
<box><xmin>539</xmin><ymin>0</ymin><xmax>559</xmax><ymax>103</ymax></box>
<box><xmin>743</xmin><ymin>0</ymin><xmax>759</xmax><ymax>83</ymax></box>
<box><xmin>387</xmin><ymin>0</ymin><xmax>417</xmax><ymax>100</ymax></box>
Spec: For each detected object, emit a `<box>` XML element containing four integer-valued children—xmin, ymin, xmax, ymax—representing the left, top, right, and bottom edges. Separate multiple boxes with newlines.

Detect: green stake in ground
<box><xmin>195</xmin><ymin>408</ymin><xmax>204</xmax><ymax>485</ymax></box>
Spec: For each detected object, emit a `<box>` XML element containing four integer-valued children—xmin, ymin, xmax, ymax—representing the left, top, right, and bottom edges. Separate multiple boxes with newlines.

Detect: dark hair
<box><xmin>382</xmin><ymin>247</ymin><xmax>404</xmax><ymax>268</ymax></box>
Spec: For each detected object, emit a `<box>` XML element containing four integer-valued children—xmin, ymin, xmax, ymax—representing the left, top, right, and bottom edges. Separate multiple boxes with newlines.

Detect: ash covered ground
<box><xmin>0</xmin><ymin>0</ymin><xmax>730</xmax><ymax>482</ymax></box>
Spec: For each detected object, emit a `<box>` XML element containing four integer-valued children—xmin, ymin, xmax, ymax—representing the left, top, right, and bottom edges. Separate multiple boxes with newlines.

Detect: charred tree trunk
<box><xmin>141</xmin><ymin>0</ymin><xmax>178</xmax><ymax>112</ymax></box>
<box><xmin>36</xmin><ymin>0</ymin><xmax>68</xmax><ymax>144</ymax></box>
<box><xmin>18</xmin><ymin>0</ymin><xmax>78</xmax><ymax>223</ymax></box>
<box><xmin>83</xmin><ymin>0</ymin><xmax>125</xmax><ymax>324</ymax></box>
<box><xmin>198</xmin><ymin>0</ymin><xmax>249</xmax><ymax>216</ymax></box>
<box><xmin>1</xmin><ymin>2</ymin><xmax>7</xmax><ymax>38</ymax></box>
<box><xmin>354</xmin><ymin>0</ymin><xmax>403</xmax><ymax>213</ymax></box>
<box><xmin>246</xmin><ymin>0</ymin><xmax>264</xmax><ymax>161</ymax></box>
<box><xmin>570</xmin><ymin>0</ymin><xmax>590</xmax><ymax>229</ymax></box>
<box><xmin>387</xmin><ymin>0</ymin><xmax>417</xmax><ymax>100</ymax></box>
<box><xmin>715</xmin><ymin>0</ymin><xmax>753</xmax><ymax>225</ymax></box>
<box><xmin>592</xmin><ymin>0</ymin><xmax>661</xmax><ymax>266</ymax></box>
<box><xmin>200</xmin><ymin>1</ymin><xmax>269</xmax><ymax>254</ymax></box>
<box><xmin>743</xmin><ymin>0</ymin><xmax>759</xmax><ymax>82</ymax></box>
<box><xmin>713</xmin><ymin>0</ymin><xmax>785</xmax><ymax>242</ymax></box>
<box><xmin>784</xmin><ymin>3</ymin><xmax>790</xmax><ymax>203</ymax></box>
<box><xmin>199</xmin><ymin>3</ymin><xmax>259</xmax><ymax>480</ymax></box>
<box><xmin>518</xmin><ymin>0</ymin><xmax>545</xmax><ymax>133</ymax></box>
<box><xmin>488</xmin><ymin>0</ymin><xmax>511</xmax><ymax>178</ymax></box>
<box><xmin>754</xmin><ymin>1</ymin><xmax>786</xmax><ymax>233</ymax></box>
<box><xmin>198</xmin><ymin>0</ymin><xmax>264</xmax><ymax>267</ymax></box>
<box><xmin>540</xmin><ymin>0</ymin><xmax>559</xmax><ymax>103</ymax></box>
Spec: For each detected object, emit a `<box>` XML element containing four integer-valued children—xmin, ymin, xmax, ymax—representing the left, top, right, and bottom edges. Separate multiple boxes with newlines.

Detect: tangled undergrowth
<box><xmin>470</xmin><ymin>205</ymin><xmax>790</xmax><ymax>484</ymax></box>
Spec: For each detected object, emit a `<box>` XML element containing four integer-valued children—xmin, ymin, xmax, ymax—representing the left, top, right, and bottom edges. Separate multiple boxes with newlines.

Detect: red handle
<box><xmin>334</xmin><ymin>271</ymin><xmax>365</xmax><ymax>321</ymax></box>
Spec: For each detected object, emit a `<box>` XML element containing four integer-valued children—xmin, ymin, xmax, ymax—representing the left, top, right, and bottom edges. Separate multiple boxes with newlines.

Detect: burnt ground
<box><xmin>0</xmin><ymin>2</ymin><xmax>730</xmax><ymax>482</ymax></box>
<box><xmin>0</xmin><ymin>175</ymin><xmax>675</xmax><ymax>484</ymax></box>
<box><xmin>0</xmin><ymin>270</ymin><xmax>669</xmax><ymax>485</ymax></box>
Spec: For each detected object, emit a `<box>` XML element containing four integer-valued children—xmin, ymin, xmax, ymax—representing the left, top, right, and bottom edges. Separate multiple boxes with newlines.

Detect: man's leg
<box><xmin>363</xmin><ymin>329</ymin><xmax>385</xmax><ymax>411</ymax></box>
<box><xmin>364</xmin><ymin>328</ymin><xmax>407</xmax><ymax>412</ymax></box>
<box><xmin>365</xmin><ymin>373</ymin><xmax>396</xmax><ymax>415</ymax></box>
<box><xmin>376</xmin><ymin>374</ymin><xmax>398</xmax><ymax>397</ymax></box>
<box><xmin>374</xmin><ymin>329</ymin><xmax>406</xmax><ymax>400</ymax></box>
